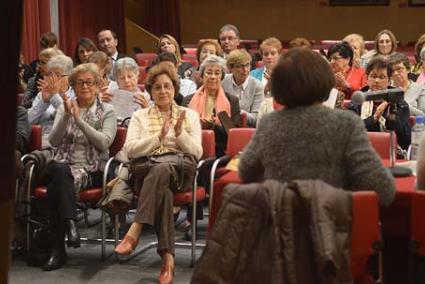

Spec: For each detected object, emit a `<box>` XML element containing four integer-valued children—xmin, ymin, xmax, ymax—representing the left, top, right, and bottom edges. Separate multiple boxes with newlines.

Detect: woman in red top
<box><xmin>327</xmin><ymin>41</ymin><xmax>367</xmax><ymax>99</ymax></box>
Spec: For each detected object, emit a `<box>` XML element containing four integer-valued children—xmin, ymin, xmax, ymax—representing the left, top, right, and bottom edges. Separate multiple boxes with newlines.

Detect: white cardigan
<box><xmin>124</xmin><ymin>106</ymin><xmax>203</xmax><ymax>160</ymax></box>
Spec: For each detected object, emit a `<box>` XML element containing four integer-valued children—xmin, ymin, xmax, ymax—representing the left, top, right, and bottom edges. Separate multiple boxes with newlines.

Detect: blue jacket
<box><xmin>250</xmin><ymin>67</ymin><xmax>264</xmax><ymax>81</ymax></box>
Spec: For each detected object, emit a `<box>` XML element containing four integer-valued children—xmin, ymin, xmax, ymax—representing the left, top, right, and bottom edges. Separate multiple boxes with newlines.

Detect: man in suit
<box><xmin>97</xmin><ymin>29</ymin><xmax>127</xmax><ymax>78</ymax></box>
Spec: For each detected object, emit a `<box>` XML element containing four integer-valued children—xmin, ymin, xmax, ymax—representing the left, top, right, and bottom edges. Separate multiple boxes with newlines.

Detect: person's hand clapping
<box><xmin>374</xmin><ymin>101</ymin><xmax>389</xmax><ymax>122</ymax></box>
<box><xmin>159</xmin><ymin>114</ymin><xmax>171</xmax><ymax>141</ymax></box>
<box><xmin>98</xmin><ymin>86</ymin><xmax>113</xmax><ymax>103</ymax></box>
<box><xmin>174</xmin><ymin>110</ymin><xmax>186</xmax><ymax>137</ymax></box>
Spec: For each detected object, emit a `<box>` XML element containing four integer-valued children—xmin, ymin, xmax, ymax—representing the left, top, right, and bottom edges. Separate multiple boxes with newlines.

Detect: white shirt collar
<box><xmin>111</xmin><ymin>51</ymin><xmax>118</xmax><ymax>61</ymax></box>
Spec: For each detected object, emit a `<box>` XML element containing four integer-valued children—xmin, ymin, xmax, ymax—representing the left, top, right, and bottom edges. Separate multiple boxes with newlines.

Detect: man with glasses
<box><xmin>218</xmin><ymin>24</ymin><xmax>241</xmax><ymax>58</ymax></box>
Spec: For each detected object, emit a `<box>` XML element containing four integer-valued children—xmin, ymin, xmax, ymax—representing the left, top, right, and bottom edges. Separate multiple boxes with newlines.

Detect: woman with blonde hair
<box><xmin>250</xmin><ymin>37</ymin><xmax>282</xmax><ymax>88</ymax></box>
<box><xmin>343</xmin><ymin>33</ymin><xmax>366</xmax><ymax>68</ymax></box>
<box><xmin>361</xmin><ymin>29</ymin><xmax>398</xmax><ymax>67</ymax></box>
<box><xmin>158</xmin><ymin>34</ymin><xmax>193</xmax><ymax>79</ymax></box>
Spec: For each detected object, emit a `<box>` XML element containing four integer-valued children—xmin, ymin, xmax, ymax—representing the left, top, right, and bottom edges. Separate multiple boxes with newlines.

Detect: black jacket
<box><xmin>348</xmin><ymin>86</ymin><xmax>411</xmax><ymax>150</ymax></box>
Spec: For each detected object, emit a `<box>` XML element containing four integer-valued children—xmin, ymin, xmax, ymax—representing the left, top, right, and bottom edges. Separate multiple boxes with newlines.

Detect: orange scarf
<box><xmin>188</xmin><ymin>85</ymin><xmax>231</xmax><ymax>124</ymax></box>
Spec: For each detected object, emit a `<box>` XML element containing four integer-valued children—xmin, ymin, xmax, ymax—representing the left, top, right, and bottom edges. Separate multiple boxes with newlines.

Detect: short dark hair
<box><xmin>366</xmin><ymin>56</ymin><xmax>393</xmax><ymax>78</ymax></box>
<box><xmin>387</xmin><ymin>52</ymin><xmax>411</xmax><ymax>70</ymax></box>
<box><xmin>98</xmin><ymin>29</ymin><xmax>117</xmax><ymax>39</ymax></box>
<box><xmin>327</xmin><ymin>41</ymin><xmax>354</xmax><ymax>67</ymax></box>
<box><xmin>153</xmin><ymin>52</ymin><xmax>178</xmax><ymax>66</ymax></box>
<box><xmin>271</xmin><ymin>48</ymin><xmax>335</xmax><ymax>108</ymax></box>
<box><xmin>40</xmin><ymin>32</ymin><xmax>58</xmax><ymax>49</ymax></box>
<box><xmin>145</xmin><ymin>64</ymin><xmax>180</xmax><ymax>98</ymax></box>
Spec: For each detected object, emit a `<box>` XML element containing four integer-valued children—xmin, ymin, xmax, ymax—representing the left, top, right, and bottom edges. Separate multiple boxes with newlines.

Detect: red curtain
<box><xmin>58</xmin><ymin>0</ymin><xmax>126</xmax><ymax>57</ymax></box>
<box><xmin>21</xmin><ymin>0</ymin><xmax>51</xmax><ymax>63</ymax></box>
<box><xmin>144</xmin><ymin>0</ymin><xmax>181</xmax><ymax>42</ymax></box>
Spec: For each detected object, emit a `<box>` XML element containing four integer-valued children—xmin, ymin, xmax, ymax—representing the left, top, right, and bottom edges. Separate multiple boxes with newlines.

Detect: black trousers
<box><xmin>46</xmin><ymin>162</ymin><xmax>102</xmax><ymax>223</ymax></box>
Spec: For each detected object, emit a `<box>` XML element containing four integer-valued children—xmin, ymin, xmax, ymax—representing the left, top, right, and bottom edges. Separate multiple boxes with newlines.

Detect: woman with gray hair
<box><xmin>28</xmin><ymin>54</ymin><xmax>75</xmax><ymax>148</ymax></box>
<box><xmin>184</xmin><ymin>55</ymin><xmax>241</xmax><ymax>157</ymax></box>
<box><xmin>99</xmin><ymin>57</ymin><xmax>149</xmax><ymax>122</ymax></box>
<box><xmin>42</xmin><ymin>63</ymin><xmax>117</xmax><ymax>271</ymax></box>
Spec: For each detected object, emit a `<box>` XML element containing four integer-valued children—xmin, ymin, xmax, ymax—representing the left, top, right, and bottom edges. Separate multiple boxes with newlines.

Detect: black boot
<box><xmin>65</xmin><ymin>219</ymin><xmax>80</xmax><ymax>248</ymax></box>
<box><xmin>42</xmin><ymin>226</ymin><xmax>67</xmax><ymax>271</ymax></box>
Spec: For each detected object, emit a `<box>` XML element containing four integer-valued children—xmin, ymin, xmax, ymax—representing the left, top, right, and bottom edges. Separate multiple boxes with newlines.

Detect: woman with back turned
<box><xmin>238</xmin><ymin>48</ymin><xmax>395</xmax><ymax>207</ymax></box>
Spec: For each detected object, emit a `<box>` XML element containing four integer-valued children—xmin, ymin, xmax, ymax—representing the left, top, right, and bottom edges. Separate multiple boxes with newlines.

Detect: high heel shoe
<box><xmin>158</xmin><ymin>265</ymin><xmax>174</xmax><ymax>284</ymax></box>
<box><xmin>114</xmin><ymin>235</ymin><xmax>138</xmax><ymax>256</ymax></box>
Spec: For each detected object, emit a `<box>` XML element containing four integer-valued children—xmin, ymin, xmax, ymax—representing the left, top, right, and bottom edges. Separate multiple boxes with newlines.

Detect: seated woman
<box><xmin>151</xmin><ymin>53</ymin><xmax>197</xmax><ymax>101</ymax></box>
<box><xmin>73</xmin><ymin>37</ymin><xmax>98</xmax><ymax>66</ymax></box>
<box><xmin>388</xmin><ymin>52</ymin><xmax>425</xmax><ymax>116</ymax></box>
<box><xmin>99</xmin><ymin>57</ymin><xmax>149</xmax><ymax>122</ymax></box>
<box><xmin>28</xmin><ymin>54</ymin><xmax>75</xmax><ymax>148</ymax></box>
<box><xmin>361</xmin><ymin>29</ymin><xmax>398</xmax><ymax>68</ymax></box>
<box><xmin>411</xmin><ymin>33</ymin><xmax>425</xmax><ymax>79</ymax></box>
<box><xmin>222</xmin><ymin>49</ymin><xmax>264</xmax><ymax>127</ymax></box>
<box><xmin>22</xmin><ymin>48</ymin><xmax>64</xmax><ymax>108</ymax></box>
<box><xmin>88</xmin><ymin>51</ymin><xmax>117</xmax><ymax>91</ymax></box>
<box><xmin>250</xmin><ymin>37</ymin><xmax>282</xmax><ymax>88</ymax></box>
<box><xmin>189</xmin><ymin>39</ymin><xmax>222</xmax><ymax>88</ymax></box>
<box><xmin>343</xmin><ymin>33</ymin><xmax>366</xmax><ymax>69</ymax></box>
<box><xmin>327</xmin><ymin>41</ymin><xmax>367</xmax><ymax>99</ymax></box>
<box><xmin>158</xmin><ymin>34</ymin><xmax>192</xmax><ymax>79</ymax></box>
<box><xmin>43</xmin><ymin>63</ymin><xmax>117</xmax><ymax>271</ymax></box>
<box><xmin>239</xmin><ymin>48</ymin><xmax>395</xmax><ymax>207</ymax></box>
<box><xmin>415</xmin><ymin>46</ymin><xmax>425</xmax><ymax>84</ymax></box>
<box><xmin>348</xmin><ymin>56</ymin><xmax>411</xmax><ymax>151</ymax></box>
<box><xmin>184</xmin><ymin>55</ymin><xmax>241</xmax><ymax>157</ymax></box>
<box><xmin>114</xmin><ymin>64</ymin><xmax>202</xmax><ymax>284</ymax></box>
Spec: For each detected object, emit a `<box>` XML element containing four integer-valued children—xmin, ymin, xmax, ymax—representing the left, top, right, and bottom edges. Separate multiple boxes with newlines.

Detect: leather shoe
<box><xmin>66</xmin><ymin>219</ymin><xmax>80</xmax><ymax>248</ymax></box>
<box><xmin>114</xmin><ymin>235</ymin><xmax>138</xmax><ymax>256</ymax></box>
<box><xmin>158</xmin><ymin>265</ymin><xmax>174</xmax><ymax>284</ymax></box>
<box><xmin>184</xmin><ymin>225</ymin><xmax>198</xmax><ymax>242</ymax></box>
<box><xmin>42</xmin><ymin>249</ymin><xmax>67</xmax><ymax>271</ymax></box>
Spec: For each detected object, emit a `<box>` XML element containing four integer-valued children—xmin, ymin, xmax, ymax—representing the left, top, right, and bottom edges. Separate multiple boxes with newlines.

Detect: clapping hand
<box><xmin>98</xmin><ymin>86</ymin><xmax>113</xmax><ymax>103</ymax></box>
<box><xmin>374</xmin><ymin>101</ymin><xmax>389</xmax><ymax>122</ymax></box>
<box><xmin>61</xmin><ymin>94</ymin><xmax>80</xmax><ymax>119</ymax></box>
<box><xmin>38</xmin><ymin>74</ymin><xmax>61</xmax><ymax>102</ymax></box>
<box><xmin>159</xmin><ymin>114</ymin><xmax>171</xmax><ymax>141</ymax></box>
<box><xmin>134</xmin><ymin>91</ymin><xmax>149</xmax><ymax>108</ymax></box>
<box><xmin>174</xmin><ymin>110</ymin><xmax>186</xmax><ymax>137</ymax></box>
<box><xmin>334</xmin><ymin>72</ymin><xmax>349</xmax><ymax>89</ymax></box>
<box><xmin>200</xmin><ymin>115</ymin><xmax>215</xmax><ymax>129</ymax></box>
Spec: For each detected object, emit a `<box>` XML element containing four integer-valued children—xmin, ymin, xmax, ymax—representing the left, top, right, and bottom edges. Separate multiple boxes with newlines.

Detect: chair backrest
<box><xmin>351</xmin><ymin>191</ymin><xmax>380</xmax><ymax>279</ymax></box>
<box><xmin>411</xmin><ymin>191</ymin><xmax>425</xmax><ymax>257</ymax></box>
<box><xmin>240</xmin><ymin>111</ymin><xmax>248</xmax><ymax>128</ymax></box>
<box><xmin>201</xmin><ymin>130</ymin><xmax>215</xmax><ymax>159</ymax></box>
<box><xmin>134</xmin><ymin>53</ymin><xmax>157</xmax><ymax>67</ymax></box>
<box><xmin>367</xmin><ymin>132</ymin><xmax>395</xmax><ymax>159</ymax></box>
<box><xmin>28</xmin><ymin>125</ymin><xmax>42</xmax><ymax>152</ymax></box>
<box><xmin>226</xmin><ymin>128</ymin><xmax>255</xmax><ymax>157</ymax></box>
<box><xmin>138</xmin><ymin>66</ymin><xmax>148</xmax><ymax>84</ymax></box>
<box><xmin>109</xmin><ymin>127</ymin><xmax>127</xmax><ymax>157</ymax></box>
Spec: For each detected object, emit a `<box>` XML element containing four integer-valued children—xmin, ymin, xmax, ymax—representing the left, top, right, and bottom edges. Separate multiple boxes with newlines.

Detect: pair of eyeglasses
<box><xmin>219</xmin><ymin>36</ymin><xmax>237</xmax><ymax>42</ymax></box>
<box><xmin>75</xmin><ymin>80</ymin><xmax>96</xmax><ymax>87</ymax></box>
<box><xmin>152</xmin><ymin>83</ymin><xmax>174</xmax><ymax>92</ymax></box>
<box><xmin>233</xmin><ymin>63</ymin><xmax>251</xmax><ymax>69</ymax></box>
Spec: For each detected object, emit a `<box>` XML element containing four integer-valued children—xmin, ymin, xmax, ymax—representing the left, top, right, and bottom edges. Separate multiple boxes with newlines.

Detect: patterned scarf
<box><xmin>54</xmin><ymin>98</ymin><xmax>104</xmax><ymax>193</ymax></box>
<box><xmin>147</xmin><ymin>102</ymin><xmax>190</xmax><ymax>155</ymax></box>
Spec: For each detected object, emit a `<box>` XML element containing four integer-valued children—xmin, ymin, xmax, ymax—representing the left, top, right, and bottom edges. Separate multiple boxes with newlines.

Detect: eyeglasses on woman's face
<box><xmin>75</xmin><ymin>79</ymin><xmax>96</xmax><ymax>88</ymax></box>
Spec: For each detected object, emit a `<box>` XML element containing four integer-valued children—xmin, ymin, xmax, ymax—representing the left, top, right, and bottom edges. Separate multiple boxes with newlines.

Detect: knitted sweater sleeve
<box><xmin>344</xmin><ymin>114</ymin><xmax>396</xmax><ymax>207</ymax></box>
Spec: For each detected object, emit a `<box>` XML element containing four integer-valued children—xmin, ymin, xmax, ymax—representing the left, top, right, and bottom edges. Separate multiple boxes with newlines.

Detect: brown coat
<box><xmin>191</xmin><ymin>179</ymin><xmax>353</xmax><ymax>284</ymax></box>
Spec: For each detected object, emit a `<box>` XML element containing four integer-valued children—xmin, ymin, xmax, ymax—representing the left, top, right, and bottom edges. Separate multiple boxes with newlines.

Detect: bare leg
<box><xmin>125</xmin><ymin>222</ymin><xmax>143</xmax><ymax>240</ymax></box>
<box><xmin>114</xmin><ymin>222</ymin><xmax>144</xmax><ymax>255</ymax></box>
<box><xmin>158</xmin><ymin>251</ymin><xmax>175</xmax><ymax>284</ymax></box>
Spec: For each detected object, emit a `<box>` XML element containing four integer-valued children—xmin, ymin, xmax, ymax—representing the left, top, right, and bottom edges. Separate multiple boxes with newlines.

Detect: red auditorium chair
<box><xmin>184</xmin><ymin>47</ymin><xmax>197</xmax><ymax>55</ymax></box>
<box><xmin>410</xmin><ymin>191</ymin><xmax>425</xmax><ymax>281</ymax></box>
<box><xmin>115</xmin><ymin>130</ymin><xmax>216</xmax><ymax>266</ymax></box>
<box><xmin>182</xmin><ymin>54</ymin><xmax>198</xmax><ymax>69</ymax></box>
<box><xmin>134</xmin><ymin>53</ymin><xmax>157</xmax><ymax>67</ymax></box>
<box><xmin>351</xmin><ymin>191</ymin><xmax>382</xmax><ymax>283</ymax></box>
<box><xmin>208</xmin><ymin>128</ymin><xmax>255</xmax><ymax>231</ymax></box>
<box><xmin>138</xmin><ymin>66</ymin><xmax>147</xmax><ymax>84</ymax></box>
<box><xmin>24</xmin><ymin>127</ymin><xmax>127</xmax><ymax>260</ymax></box>
<box><xmin>367</xmin><ymin>132</ymin><xmax>396</xmax><ymax>160</ymax></box>
<box><xmin>29</xmin><ymin>125</ymin><xmax>42</xmax><ymax>152</ymax></box>
<box><xmin>409</xmin><ymin>116</ymin><xmax>416</xmax><ymax>127</ymax></box>
<box><xmin>255</xmin><ymin>61</ymin><xmax>264</xmax><ymax>68</ymax></box>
